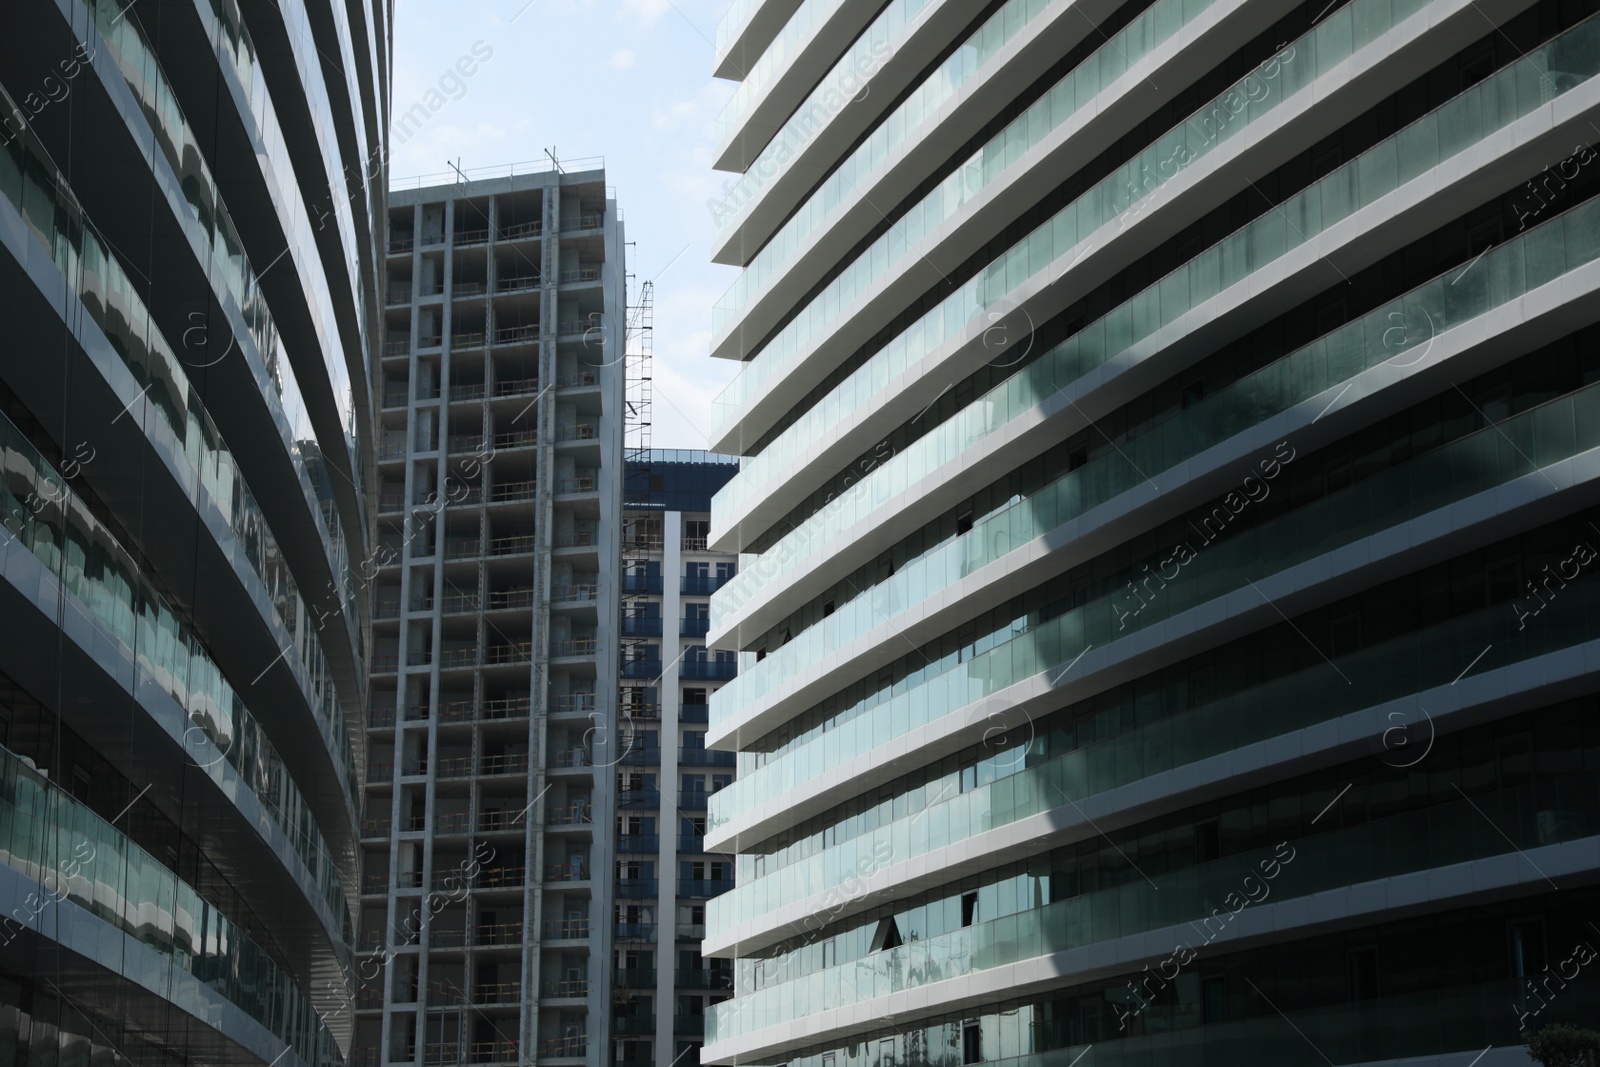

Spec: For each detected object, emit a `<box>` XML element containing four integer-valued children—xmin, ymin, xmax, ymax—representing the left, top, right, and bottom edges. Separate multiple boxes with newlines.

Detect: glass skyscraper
<box><xmin>0</xmin><ymin>0</ymin><xmax>387</xmax><ymax>1065</ymax></box>
<box><xmin>701</xmin><ymin>0</ymin><xmax>1600</xmax><ymax>1064</ymax></box>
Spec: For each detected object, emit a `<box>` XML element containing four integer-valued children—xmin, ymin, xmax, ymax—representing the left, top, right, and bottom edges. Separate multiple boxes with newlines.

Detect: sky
<box><xmin>386</xmin><ymin>0</ymin><xmax>744</xmax><ymax>451</ymax></box>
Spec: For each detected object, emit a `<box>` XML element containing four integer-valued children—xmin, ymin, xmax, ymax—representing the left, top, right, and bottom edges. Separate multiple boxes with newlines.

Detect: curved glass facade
<box><xmin>704</xmin><ymin>0</ymin><xmax>1600</xmax><ymax>1063</ymax></box>
<box><xmin>0</xmin><ymin>0</ymin><xmax>386</xmax><ymax>1062</ymax></box>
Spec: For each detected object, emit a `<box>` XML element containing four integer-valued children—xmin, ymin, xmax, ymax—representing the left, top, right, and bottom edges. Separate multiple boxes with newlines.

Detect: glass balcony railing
<box><xmin>0</xmin><ymin>90</ymin><xmax>359</xmax><ymax>795</ymax></box>
<box><xmin>710</xmin><ymin>0</ymin><xmax>1444</xmax><ymax>432</ymax></box>
<box><xmin>709</xmin><ymin>768</ymin><xmax>1600</xmax><ymax>1042</ymax></box>
<box><xmin>713</xmin><ymin>0</ymin><xmax>1219</xmax><ymax>331</ymax></box>
<box><xmin>714</xmin><ymin>183</ymin><xmax>1600</xmax><ymax>714</ymax></box>
<box><xmin>712</xmin><ymin>0</ymin><xmax>851</xmax><ymax>148</ymax></box>
<box><xmin>711</xmin><ymin>574</ymin><xmax>1600</xmax><ymax>926</ymax></box>
<box><xmin>0</xmin><ymin>408</ymin><xmax>353</xmax><ymax>940</ymax></box>
<box><xmin>711</xmin><ymin>363</ymin><xmax>1600</xmax><ymax>827</ymax></box>
<box><xmin>710</xmin><ymin>0</ymin><xmax>1596</xmax><ymax>496</ymax></box>
<box><xmin>0</xmin><ymin>742</ymin><xmax>343</xmax><ymax>1066</ymax></box>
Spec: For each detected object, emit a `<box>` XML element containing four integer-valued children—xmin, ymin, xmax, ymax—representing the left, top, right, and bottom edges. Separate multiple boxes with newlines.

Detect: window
<box><xmin>1194</xmin><ymin>821</ymin><xmax>1220</xmax><ymax>863</ymax></box>
<box><xmin>1346</xmin><ymin>947</ymin><xmax>1378</xmax><ymax>1001</ymax></box>
<box><xmin>1329</xmin><ymin>612</ymin><xmax>1362</xmax><ymax>658</ymax></box>
<box><xmin>823</xmin><ymin>600</ymin><xmax>835</xmax><ymax>617</ymax></box>
<box><xmin>962</xmin><ymin>1022</ymin><xmax>982</xmax><ymax>1065</ymax></box>
<box><xmin>1180</xmin><ymin>379</ymin><xmax>1205</xmax><ymax>409</ymax></box>
<box><xmin>715</xmin><ymin>562</ymin><xmax>735</xmax><ymax>581</ymax></box>
<box><xmin>682</xmin><ymin>688</ymin><xmax>707</xmax><ymax>704</ymax></box>
<box><xmin>1201</xmin><ymin>976</ymin><xmax>1227</xmax><ymax>1024</ymax></box>
<box><xmin>1509</xmin><ymin>918</ymin><xmax>1547</xmax><ymax>981</ymax></box>
<box><xmin>961</xmin><ymin>892</ymin><xmax>978</xmax><ymax>927</ymax></box>
<box><xmin>959</xmin><ymin>762</ymin><xmax>978</xmax><ymax>793</ymax></box>
<box><xmin>870</xmin><ymin>917</ymin><xmax>903</xmax><ymax>951</ymax></box>
<box><xmin>683</xmin><ymin>519</ymin><xmax>710</xmax><ymax>549</ymax></box>
<box><xmin>686</xmin><ymin>561</ymin><xmax>709</xmax><ymax>579</ymax></box>
<box><xmin>956</xmin><ymin>512</ymin><xmax>974</xmax><ymax>536</ymax></box>
<box><xmin>683</xmin><ymin>731</ymin><xmax>706</xmax><ymax>750</ymax></box>
<box><xmin>684</xmin><ymin>603</ymin><xmax>709</xmax><ymax>622</ymax></box>
<box><xmin>1486</xmin><ymin>557</ymin><xmax>1522</xmax><ymax>607</ymax></box>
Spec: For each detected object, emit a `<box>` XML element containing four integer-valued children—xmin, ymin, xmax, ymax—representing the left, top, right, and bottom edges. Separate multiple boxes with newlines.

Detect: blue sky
<box><xmin>388</xmin><ymin>0</ymin><xmax>743</xmax><ymax>450</ymax></box>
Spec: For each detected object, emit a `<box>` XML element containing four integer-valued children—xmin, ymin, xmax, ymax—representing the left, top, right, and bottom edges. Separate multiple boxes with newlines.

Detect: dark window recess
<box><xmin>960</xmin><ymin>762</ymin><xmax>978</xmax><ymax>793</ymax></box>
<box><xmin>1509</xmin><ymin>919</ymin><xmax>1547</xmax><ymax>979</ymax></box>
<box><xmin>961</xmin><ymin>892</ymin><xmax>978</xmax><ymax>928</ymax></box>
<box><xmin>823</xmin><ymin>600</ymin><xmax>835</xmax><ymax>617</ymax></box>
<box><xmin>1180</xmin><ymin>379</ymin><xmax>1205</xmax><ymax>409</ymax></box>
<box><xmin>871</xmin><ymin>917</ymin><xmax>903</xmax><ymax>951</ymax></box>
<box><xmin>1486</xmin><ymin>557</ymin><xmax>1522</xmax><ymax>606</ymax></box>
<box><xmin>962</xmin><ymin>1022</ymin><xmax>982</xmax><ymax>1065</ymax></box>
<box><xmin>956</xmin><ymin>512</ymin><xmax>974</xmax><ymax>536</ymax></box>
<box><xmin>1329</xmin><ymin>612</ymin><xmax>1362</xmax><ymax>658</ymax></box>
<box><xmin>1202</xmin><ymin>976</ymin><xmax>1227</xmax><ymax>1024</ymax></box>
<box><xmin>755</xmin><ymin>648</ymin><xmax>766</xmax><ymax>662</ymax></box>
<box><xmin>1346</xmin><ymin>947</ymin><xmax>1379</xmax><ymax>1001</ymax></box>
<box><xmin>1194</xmin><ymin>821</ymin><xmax>1220</xmax><ymax>863</ymax></box>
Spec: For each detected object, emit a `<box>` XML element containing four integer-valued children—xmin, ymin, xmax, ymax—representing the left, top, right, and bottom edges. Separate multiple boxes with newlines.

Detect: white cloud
<box><xmin>610</xmin><ymin>48</ymin><xmax>636</xmax><ymax>69</ymax></box>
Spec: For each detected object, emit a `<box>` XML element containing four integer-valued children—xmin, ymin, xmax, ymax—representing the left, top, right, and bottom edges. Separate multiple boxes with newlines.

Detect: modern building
<box><xmin>0</xmin><ymin>0</ymin><xmax>386</xmax><ymax>1066</ymax></box>
<box><xmin>701</xmin><ymin>0</ymin><xmax>1600</xmax><ymax>1064</ymax></box>
<box><xmin>357</xmin><ymin>166</ymin><xmax>629</xmax><ymax>1067</ymax></box>
<box><xmin>614</xmin><ymin>451</ymin><xmax>741</xmax><ymax>1067</ymax></box>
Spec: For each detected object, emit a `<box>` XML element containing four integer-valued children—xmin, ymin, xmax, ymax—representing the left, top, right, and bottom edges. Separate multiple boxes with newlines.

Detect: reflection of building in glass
<box><xmin>702</xmin><ymin>0</ymin><xmax>1600</xmax><ymax>1064</ymax></box>
<box><xmin>0</xmin><ymin>1</ymin><xmax>386</xmax><ymax>1065</ymax></box>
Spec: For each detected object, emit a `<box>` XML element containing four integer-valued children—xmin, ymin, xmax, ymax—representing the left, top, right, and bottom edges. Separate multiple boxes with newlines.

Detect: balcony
<box><xmin>674</xmin><ymin>969</ymin><xmax>732</xmax><ymax>991</ymax></box>
<box><xmin>537</xmin><ymin>1036</ymin><xmax>585</xmax><ymax>1060</ymax></box>
<box><xmin>494</xmin><ymin>323</ymin><xmax>539</xmax><ymax>346</ymax></box>
<box><xmin>680</xmin><ymin>574</ymin><xmax>733</xmax><ymax>595</ymax></box>
<box><xmin>475</xmin><ymin>865</ymin><xmax>527</xmax><ymax>890</ymax></box>
<box><xmin>445</xmin><ymin>537</ymin><xmax>482</xmax><ymax>559</ymax></box>
<box><xmin>481</xmin><ymin>752</ymin><xmax>531</xmax><ymax>776</ymax></box>
<box><xmin>388</xmin><ymin>236</ymin><xmax>414</xmax><ymax>253</ymax></box>
<box><xmin>677</xmin><ymin>790</ymin><xmax>709</xmax><ymax>810</ymax></box>
<box><xmin>621</xmin><ymin>574</ymin><xmax>663</xmax><ymax>595</ymax></box>
<box><xmin>368</xmin><ymin>762</ymin><xmax>394</xmax><ymax>783</ymax></box>
<box><xmin>483</xmin><ymin>695</ymin><xmax>533</xmax><ymax>719</ymax></box>
<box><xmin>553</xmin><ymin>583</ymin><xmax>599</xmax><ymax>604</ymax></box>
<box><xmin>622</xmin><ymin>616</ymin><xmax>663</xmax><ymax>637</ymax></box>
<box><xmin>681</xmin><ymin>536</ymin><xmax>709</xmax><ymax>551</ymax></box>
<box><xmin>554</xmin><ymin>423</ymin><xmax>596</xmax><ymax>442</ymax></box>
<box><xmin>621</xmin><ymin>659</ymin><xmax>663</xmax><ymax>680</ymax></box>
<box><xmin>452</xmin><ymin>281</ymin><xmax>487</xmax><ymax>298</ymax></box>
<box><xmin>613</xmin><ymin>1015</ymin><xmax>656</xmax><ymax>1037</ymax></box>
<box><xmin>543</xmin><ymin>919</ymin><xmax>589</xmax><ymax>940</ymax></box>
<box><xmin>576</xmin><ymin>212</ymin><xmax>604</xmax><ymax>228</ymax></box>
<box><xmin>497</xmin><ymin>272</ymin><xmax>540</xmax><ymax>292</ymax></box>
<box><xmin>494</xmin><ymin>376</ymin><xmax>539</xmax><ymax>398</ymax></box>
<box><xmin>621</xmin><ymin>744</ymin><xmax>662</xmax><ymax>767</ymax></box>
<box><xmin>680</xmin><ymin>661</ymin><xmax>737</xmax><ymax>682</ymax></box>
<box><xmin>361</xmin><ymin>815</ymin><xmax>391</xmax><ymax>838</ymax></box>
<box><xmin>477</xmin><ymin>920</ymin><xmax>524</xmax><ymax>945</ymax></box>
<box><xmin>558</xmin><ymin>266</ymin><xmax>599</xmax><ymax>283</ymax></box>
<box><xmin>498</xmin><ymin>219</ymin><xmax>541</xmax><ymax>239</ymax></box>
<box><xmin>484</xmin><ymin>640</ymin><xmax>535</xmax><ymax>665</ymax></box>
<box><xmin>678</xmin><ymin>746</ymin><xmax>735</xmax><ymax>766</ymax></box>
<box><xmin>489</xmin><ymin>534</ymin><xmax>536</xmax><ymax>557</ymax></box>
<box><xmin>558</xmin><ymin>371</ymin><xmax>596</xmax><ymax>388</ymax></box>
<box><xmin>454</xmin><ymin>226</ymin><xmax>490</xmax><ymax>245</ymax></box>
<box><xmin>679</xmin><ymin>703</ymin><xmax>709</xmax><ymax>724</ymax></box>
<box><xmin>550</xmin><ymin>693</ymin><xmax>597</xmax><ymax>714</ymax></box>
<box><xmin>554</xmin><ymin>529</ymin><xmax>595</xmax><ymax>548</ymax></box>
<box><xmin>679</xmin><ymin>616</ymin><xmax>711</xmax><ymax>638</ymax></box>
<box><xmin>450</xmin><ymin>382</ymin><xmax>487</xmax><ymax>402</ymax></box>
<box><xmin>617</xmin><ymin>834</ymin><xmax>659</xmax><ymax>853</ymax></box>
<box><xmin>492</xmin><ymin>479</ymin><xmax>537</xmax><ymax>503</ymax></box>
<box><xmin>551</xmin><ymin>637</ymin><xmax>598</xmax><ymax>658</ymax></box>
<box><xmin>369</xmin><ymin>706</ymin><xmax>397</xmax><ymax>727</ymax></box>
<box><xmin>678</xmin><ymin>878</ymin><xmax>734</xmax><ymax>898</ymax></box>
<box><xmin>545</xmin><ymin>860</ymin><xmax>590</xmax><ymax>883</ymax></box>
<box><xmin>614</xmin><ymin>922</ymin><xmax>657</xmax><ymax>942</ymax></box>
<box><xmin>385</xmin><ymin>285</ymin><xmax>411</xmax><ymax>306</ymax></box>
<box><xmin>615</xmin><ymin>878</ymin><xmax>658</xmax><ymax>899</ymax></box>
<box><xmin>469</xmin><ymin>1041</ymin><xmax>520</xmax><ymax>1065</ymax></box>
<box><xmin>549</xmin><ymin>748</ymin><xmax>592</xmax><ymax>769</ymax></box>
<box><xmin>673</xmin><ymin>1015</ymin><xmax>707</xmax><ymax>1037</ymax></box>
<box><xmin>541</xmin><ymin>979</ymin><xmax>588</xmax><ymax>999</ymax></box>
<box><xmin>474</xmin><ymin>981</ymin><xmax>522</xmax><ymax>1005</ymax></box>
<box><xmin>548</xmin><ymin>802</ymin><xmax>592</xmax><ymax>826</ymax></box>
<box><xmin>382</xmin><ymin>339</ymin><xmax>409</xmax><ymax>356</ymax></box>
<box><xmin>555</xmin><ymin>475</ymin><xmax>595</xmax><ymax>494</ymax></box>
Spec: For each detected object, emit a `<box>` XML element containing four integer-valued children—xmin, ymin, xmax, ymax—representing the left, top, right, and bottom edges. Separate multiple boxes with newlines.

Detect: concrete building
<box><xmin>700</xmin><ymin>0</ymin><xmax>1600</xmax><ymax>1064</ymax></box>
<box><xmin>357</xmin><ymin>165</ymin><xmax>629</xmax><ymax>1067</ymax></box>
<box><xmin>614</xmin><ymin>451</ymin><xmax>741</xmax><ymax>1067</ymax></box>
<box><xmin>0</xmin><ymin>0</ymin><xmax>387</xmax><ymax>1065</ymax></box>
